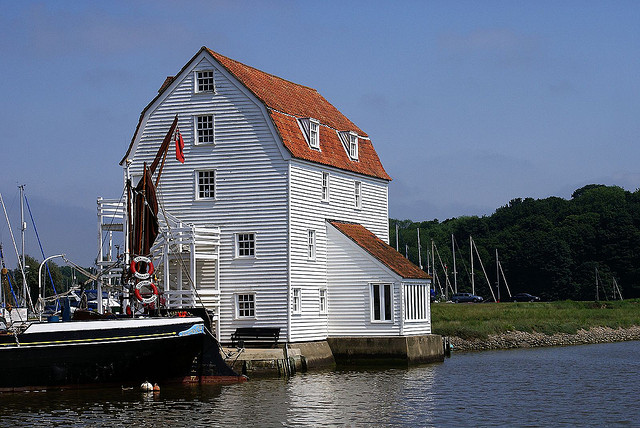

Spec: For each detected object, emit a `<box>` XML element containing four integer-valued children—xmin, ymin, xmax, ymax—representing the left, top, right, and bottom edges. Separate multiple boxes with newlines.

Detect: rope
<box><xmin>5</xmin><ymin>271</ymin><xmax>19</xmax><ymax>307</ymax></box>
<box><xmin>156</xmin><ymin>187</ymin><xmax>214</xmax><ymax>330</ymax></box>
<box><xmin>24</xmin><ymin>195</ymin><xmax>58</xmax><ymax>310</ymax></box>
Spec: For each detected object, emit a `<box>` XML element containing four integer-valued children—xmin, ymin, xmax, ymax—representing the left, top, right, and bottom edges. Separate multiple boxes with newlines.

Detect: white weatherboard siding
<box><xmin>126</xmin><ymin>54</ymin><xmax>290</xmax><ymax>342</ymax></box>
<box><xmin>326</xmin><ymin>224</ymin><xmax>402</xmax><ymax>336</ymax></box>
<box><xmin>288</xmin><ymin>161</ymin><xmax>390</xmax><ymax>342</ymax></box>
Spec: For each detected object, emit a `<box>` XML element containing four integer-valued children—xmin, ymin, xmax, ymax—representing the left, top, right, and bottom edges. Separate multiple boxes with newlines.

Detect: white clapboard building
<box><xmin>111</xmin><ymin>47</ymin><xmax>431</xmax><ymax>346</ymax></box>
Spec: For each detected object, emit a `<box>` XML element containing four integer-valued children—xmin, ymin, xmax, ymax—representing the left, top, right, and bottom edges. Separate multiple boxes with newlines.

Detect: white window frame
<box><xmin>354</xmin><ymin>181</ymin><xmax>362</xmax><ymax>209</ymax></box>
<box><xmin>235</xmin><ymin>293</ymin><xmax>256</xmax><ymax>319</ymax></box>
<box><xmin>348</xmin><ymin>132</ymin><xmax>358</xmax><ymax>160</ymax></box>
<box><xmin>307</xmin><ymin>229</ymin><xmax>316</xmax><ymax>260</ymax></box>
<box><xmin>235</xmin><ymin>232</ymin><xmax>256</xmax><ymax>258</ymax></box>
<box><xmin>309</xmin><ymin>119</ymin><xmax>320</xmax><ymax>149</ymax></box>
<box><xmin>319</xmin><ymin>288</ymin><xmax>327</xmax><ymax>315</ymax></box>
<box><xmin>292</xmin><ymin>288</ymin><xmax>302</xmax><ymax>314</ymax></box>
<box><xmin>194</xmin><ymin>114</ymin><xmax>215</xmax><ymax>145</ymax></box>
<box><xmin>370</xmin><ymin>283</ymin><xmax>393</xmax><ymax>323</ymax></box>
<box><xmin>195</xmin><ymin>170</ymin><xmax>216</xmax><ymax>200</ymax></box>
<box><xmin>194</xmin><ymin>70</ymin><xmax>215</xmax><ymax>93</ymax></box>
<box><xmin>321</xmin><ymin>172</ymin><xmax>330</xmax><ymax>202</ymax></box>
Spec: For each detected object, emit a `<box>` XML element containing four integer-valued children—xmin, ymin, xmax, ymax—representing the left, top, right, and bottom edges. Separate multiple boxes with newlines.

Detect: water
<box><xmin>1</xmin><ymin>341</ymin><xmax>639</xmax><ymax>427</ymax></box>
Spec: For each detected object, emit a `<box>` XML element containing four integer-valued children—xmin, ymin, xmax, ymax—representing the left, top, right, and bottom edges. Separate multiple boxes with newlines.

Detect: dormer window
<box><xmin>195</xmin><ymin>70</ymin><xmax>214</xmax><ymax>93</ymax></box>
<box><xmin>338</xmin><ymin>131</ymin><xmax>359</xmax><ymax>161</ymax></box>
<box><xmin>309</xmin><ymin>119</ymin><xmax>320</xmax><ymax>149</ymax></box>
<box><xmin>348</xmin><ymin>132</ymin><xmax>358</xmax><ymax>160</ymax></box>
<box><xmin>299</xmin><ymin>118</ymin><xmax>321</xmax><ymax>150</ymax></box>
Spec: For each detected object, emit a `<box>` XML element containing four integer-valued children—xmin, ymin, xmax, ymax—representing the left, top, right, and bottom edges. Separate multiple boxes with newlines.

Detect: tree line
<box><xmin>390</xmin><ymin>185</ymin><xmax>640</xmax><ymax>301</ymax></box>
<box><xmin>3</xmin><ymin>255</ymin><xmax>91</xmax><ymax>306</ymax></box>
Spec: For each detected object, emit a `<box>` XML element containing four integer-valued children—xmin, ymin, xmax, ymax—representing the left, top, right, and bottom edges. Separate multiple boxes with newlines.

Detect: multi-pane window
<box><xmin>236</xmin><ymin>294</ymin><xmax>255</xmax><ymax>318</ymax></box>
<box><xmin>196</xmin><ymin>115</ymin><xmax>214</xmax><ymax>144</ymax></box>
<box><xmin>404</xmin><ymin>284</ymin><xmax>429</xmax><ymax>320</ymax></box>
<box><xmin>321</xmin><ymin>172</ymin><xmax>330</xmax><ymax>201</ymax></box>
<box><xmin>197</xmin><ymin>170</ymin><xmax>215</xmax><ymax>199</ymax></box>
<box><xmin>308</xmin><ymin>230</ymin><xmax>316</xmax><ymax>260</ymax></box>
<box><xmin>237</xmin><ymin>233</ymin><xmax>255</xmax><ymax>257</ymax></box>
<box><xmin>293</xmin><ymin>288</ymin><xmax>302</xmax><ymax>314</ymax></box>
<box><xmin>371</xmin><ymin>283</ymin><xmax>392</xmax><ymax>322</ymax></box>
<box><xmin>319</xmin><ymin>289</ymin><xmax>327</xmax><ymax>314</ymax></box>
<box><xmin>354</xmin><ymin>181</ymin><xmax>362</xmax><ymax>208</ymax></box>
<box><xmin>196</xmin><ymin>70</ymin><xmax>215</xmax><ymax>92</ymax></box>
<box><xmin>349</xmin><ymin>132</ymin><xmax>358</xmax><ymax>160</ymax></box>
<box><xmin>309</xmin><ymin>119</ymin><xmax>320</xmax><ymax>149</ymax></box>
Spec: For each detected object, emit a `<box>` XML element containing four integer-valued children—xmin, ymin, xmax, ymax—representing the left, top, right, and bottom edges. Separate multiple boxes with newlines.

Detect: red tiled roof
<box><xmin>329</xmin><ymin>221</ymin><xmax>430</xmax><ymax>280</ymax></box>
<box><xmin>208</xmin><ymin>49</ymin><xmax>391</xmax><ymax>181</ymax></box>
<box><xmin>269</xmin><ymin>111</ymin><xmax>391</xmax><ymax>180</ymax></box>
<box><xmin>122</xmin><ymin>47</ymin><xmax>391</xmax><ymax>181</ymax></box>
<box><xmin>208</xmin><ymin>49</ymin><xmax>366</xmax><ymax>136</ymax></box>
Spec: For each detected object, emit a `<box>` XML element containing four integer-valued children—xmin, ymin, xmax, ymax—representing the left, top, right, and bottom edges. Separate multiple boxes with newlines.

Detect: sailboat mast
<box><xmin>19</xmin><ymin>184</ymin><xmax>27</xmax><ymax>305</ymax></box>
<box><xmin>395</xmin><ymin>223</ymin><xmax>399</xmax><ymax>252</ymax></box>
<box><xmin>496</xmin><ymin>249</ymin><xmax>500</xmax><ymax>302</ymax></box>
<box><xmin>417</xmin><ymin>228</ymin><xmax>422</xmax><ymax>269</ymax></box>
<box><xmin>470</xmin><ymin>236</ymin><xmax>475</xmax><ymax>295</ymax></box>
<box><xmin>452</xmin><ymin>234</ymin><xmax>457</xmax><ymax>294</ymax></box>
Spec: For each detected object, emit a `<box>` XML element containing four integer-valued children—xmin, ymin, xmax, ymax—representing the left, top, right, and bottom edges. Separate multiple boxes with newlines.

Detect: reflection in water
<box><xmin>2</xmin><ymin>341</ymin><xmax>640</xmax><ymax>427</ymax></box>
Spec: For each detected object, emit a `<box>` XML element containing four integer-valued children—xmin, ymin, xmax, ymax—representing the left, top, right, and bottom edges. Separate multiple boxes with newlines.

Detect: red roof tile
<box><xmin>269</xmin><ymin>111</ymin><xmax>391</xmax><ymax>180</ymax></box>
<box><xmin>208</xmin><ymin>49</ymin><xmax>391</xmax><ymax>181</ymax></box>
<box><xmin>122</xmin><ymin>47</ymin><xmax>391</xmax><ymax>181</ymax></box>
<box><xmin>329</xmin><ymin>221</ymin><xmax>430</xmax><ymax>280</ymax></box>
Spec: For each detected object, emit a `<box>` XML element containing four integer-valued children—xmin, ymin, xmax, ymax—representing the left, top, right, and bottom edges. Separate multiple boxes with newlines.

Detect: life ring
<box><xmin>130</xmin><ymin>256</ymin><xmax>154</xmax><ymax>280</ymax></box>
<box><xmin>134</xmin><ymin>280</ymin><xmax>159</xmax><ymax>305</ymax></box>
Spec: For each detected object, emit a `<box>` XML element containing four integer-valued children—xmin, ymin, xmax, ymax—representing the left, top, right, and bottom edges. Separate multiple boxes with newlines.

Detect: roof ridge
<box><xmin>206</xmin><ymin>48</ymin><xmax>317</xmax><ymax>92</ymax></box>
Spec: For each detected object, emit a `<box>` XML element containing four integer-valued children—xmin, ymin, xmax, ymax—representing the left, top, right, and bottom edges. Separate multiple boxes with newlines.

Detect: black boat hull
<box><xmin>0</xmin><ymin>317</ymin><xmax>214</xmax><ymax>391</ymax></box>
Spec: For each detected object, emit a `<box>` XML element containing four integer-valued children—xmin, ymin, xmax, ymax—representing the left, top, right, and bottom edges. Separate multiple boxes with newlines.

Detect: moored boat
<box><xmin>0</xmin><ymin>316</ymin><xmax>206</xmax><ymax>392</ymax></box>
<box><xmin>0</xmin><ymin>117</ymin><xmax>244</xmax><ymax>392</ymax></box>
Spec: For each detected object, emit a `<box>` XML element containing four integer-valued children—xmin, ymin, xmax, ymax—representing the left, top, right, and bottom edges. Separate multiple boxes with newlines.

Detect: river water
<box><xmin>1</xmin><ymin>341</ymin><xmax>639</xmax><ymax>427</ymax></box>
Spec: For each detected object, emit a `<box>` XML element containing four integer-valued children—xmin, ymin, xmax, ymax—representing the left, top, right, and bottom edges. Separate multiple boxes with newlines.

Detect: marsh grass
<box><xmin>431</xmin><ymin>299</ymin><xmax>640</xmax><ymax>340</ymax></box>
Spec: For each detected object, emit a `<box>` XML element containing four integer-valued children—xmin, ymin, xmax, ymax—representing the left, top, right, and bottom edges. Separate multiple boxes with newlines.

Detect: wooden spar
<box><xmin>150</xmin><ymin>115</ymin><xmax>179</xmax><ymax>183</ymax></box>
<box><xmin>126</xmin><ymin>174</ymin><xmax>133</xmax><ymax>260</ymax></box>
<box><xmin>137</xmin><ymin>163</ymin><xmax>147</xmax><ymax>256</ymax></box>
<box><xmin>155</xmin><ymin>134</ymin><xmax>171</xmax><ymax>187</ymax></box>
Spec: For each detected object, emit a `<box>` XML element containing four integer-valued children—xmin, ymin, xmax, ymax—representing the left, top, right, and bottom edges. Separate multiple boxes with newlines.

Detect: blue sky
<box><xmin>0</xmin><ymin>0</ymin><xmax>638</xmax><ymax>267</ymax></box>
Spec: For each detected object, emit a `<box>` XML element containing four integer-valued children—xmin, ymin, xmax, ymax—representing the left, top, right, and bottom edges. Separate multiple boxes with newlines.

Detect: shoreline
<box><xmin>448</xmin><ymin>325</ymin><xmax>640</xmax><ymax>352</ymax></box>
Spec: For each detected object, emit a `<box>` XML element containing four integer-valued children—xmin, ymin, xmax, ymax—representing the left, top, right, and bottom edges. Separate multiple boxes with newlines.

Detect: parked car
<box><xmin>511</xmin><ymin>293</ymin><xmax>540</xmax><ymax>302</ymax></box>
<box><xmin>451</xmin><ymin>292</ymin><xmax>483</xmax><ymax>303</ymax></box>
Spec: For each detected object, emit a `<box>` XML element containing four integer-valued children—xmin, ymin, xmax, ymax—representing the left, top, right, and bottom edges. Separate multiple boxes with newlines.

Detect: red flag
<box><xmin>175</xmin><ymin>128</ymin><xmax>184</xmax><ymax>163</ymax></box>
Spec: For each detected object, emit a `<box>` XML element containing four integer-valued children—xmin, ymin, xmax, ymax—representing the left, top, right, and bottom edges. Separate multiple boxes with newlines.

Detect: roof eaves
<box><xmin>328</xmin><ymin>220</ymin><xmax>429</xmax><ymax>280</ymax></box>
<box><xmin>120</xmin><ymin>46</ymin><xmax>209</xmax><ymax>165</ymax></box>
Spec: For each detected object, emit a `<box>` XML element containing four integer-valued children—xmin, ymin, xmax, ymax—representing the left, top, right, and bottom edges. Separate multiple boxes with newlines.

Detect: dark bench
<box><xmin>231</xmin><ymin>327</ymin><xmax>280</xmax><ymax>348</ymax></box>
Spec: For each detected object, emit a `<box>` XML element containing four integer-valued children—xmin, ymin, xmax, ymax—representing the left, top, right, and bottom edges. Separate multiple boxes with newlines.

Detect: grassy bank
<box><xmin>431</xmin><ymin>299</ymin><xmax>640</xmax><ymax>340</ymax></box>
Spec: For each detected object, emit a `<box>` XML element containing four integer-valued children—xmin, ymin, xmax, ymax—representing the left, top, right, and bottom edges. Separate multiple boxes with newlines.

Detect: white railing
<box><xmin>98</xmin><ymin>197</ymin><xmax>221</xmax><ymax>332</ymax></box>
<box><xmin>97</xmin><ymin>197</ymin><xmax>125</xmax><ymax>231</ymax></box>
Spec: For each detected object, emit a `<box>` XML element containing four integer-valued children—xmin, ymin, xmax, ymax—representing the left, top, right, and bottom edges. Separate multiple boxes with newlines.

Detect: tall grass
<box><xmin>431</xmin><ymin>299</ymin><xmax>640</xmax><ymax>340</ymax></box>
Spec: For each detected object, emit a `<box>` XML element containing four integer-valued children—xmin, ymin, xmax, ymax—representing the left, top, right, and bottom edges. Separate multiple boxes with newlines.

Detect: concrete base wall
<box><xmin>288</xmin><ymin>340</ymin><xmax>336</xmax><ymax>369</ymax></box>
<box><xmin>327</xmin><ymin>334</ymin><xmax>444</xmax><ymax>366</ymax></box>
<box><xmin>222</xmin><ymin>340</ymin><xmax>335</xmax><ymax>378</ymax></box>
<box><xmin>222</xmin><ymin>336</ymin><xmax>442</xmax><ymax>377</ymax></box>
